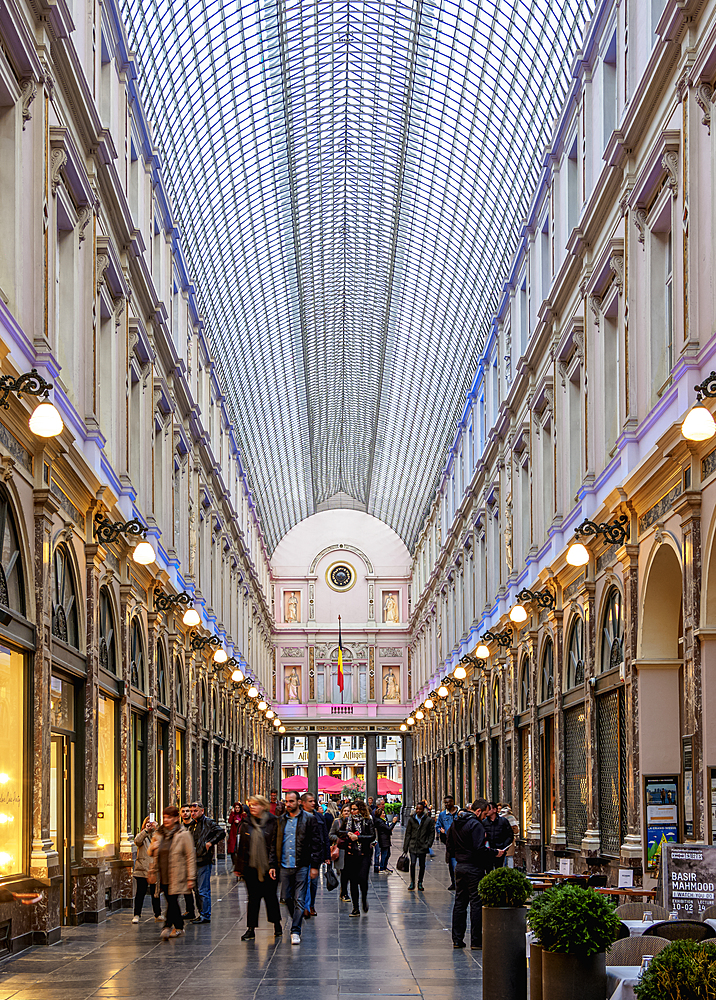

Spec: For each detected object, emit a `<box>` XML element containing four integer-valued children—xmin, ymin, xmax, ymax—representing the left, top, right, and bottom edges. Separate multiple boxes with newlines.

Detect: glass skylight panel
<box><xmin>121</xmin><ymin>0</ymin><xmax>592</xmax><ymax>550</ymax></box>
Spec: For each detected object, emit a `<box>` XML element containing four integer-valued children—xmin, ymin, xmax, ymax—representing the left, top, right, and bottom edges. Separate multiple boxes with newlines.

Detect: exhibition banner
<box><xmin>662</xmin><ymin>843</ymin><xmax>716</xmax><ymax>917</ymax></box>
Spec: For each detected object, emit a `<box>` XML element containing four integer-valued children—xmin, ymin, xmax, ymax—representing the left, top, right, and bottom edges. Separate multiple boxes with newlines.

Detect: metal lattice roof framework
<box><xmin>121</xmin><ymin>0</ymin><xmax>593</xmax><ymax>552</ymax></box>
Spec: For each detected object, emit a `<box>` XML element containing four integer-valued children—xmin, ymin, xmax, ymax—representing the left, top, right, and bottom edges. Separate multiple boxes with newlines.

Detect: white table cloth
<box><xmin>607</xmin><ymin>965</ymin><xmax>642</xmax><ymax>1000</ymax></box>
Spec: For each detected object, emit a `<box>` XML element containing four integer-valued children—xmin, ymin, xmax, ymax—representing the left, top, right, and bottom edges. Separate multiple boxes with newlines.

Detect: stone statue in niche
<box><xmin>284</xmin><ymin>590</ymin><xmax>300</xmax><ymax>623</ymax></box>
<box><xmin>383</xmin><ymin>666</ymin><xmax>400</xmax><ymax>702</ymax></box>
<box><xmin>285</xmin><ymin>665</ymin><xmax>301</xmax><ymax>703</ymax></box>
<box><xmin>383</xmin><ymin>592</ymin><xmax>400</xmax><ymax>623</ymax></box>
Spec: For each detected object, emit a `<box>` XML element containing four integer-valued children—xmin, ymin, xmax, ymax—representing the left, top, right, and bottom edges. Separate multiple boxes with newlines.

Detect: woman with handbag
<box><xmin>147</xmin><ymin>806</ymin><xmax>196</xmax><ymax>940</ymax></box>
<box><xmin>337</xmin><ymin>800</ymin><xmax>375</xmax><ymax>916</ymax></box>
<box><xmin>330</xmin><ymin>804</ymin><xmax>351</xmax><ymax>901</ymax></box>
<box><xmin>233</xmin><ymin>794</ymin><xmax>281</xmax><ymax>940</ymax></box>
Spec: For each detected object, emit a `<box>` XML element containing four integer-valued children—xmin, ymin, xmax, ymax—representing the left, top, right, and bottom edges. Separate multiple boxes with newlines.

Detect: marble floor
<box><xmin>0</xmin><ymin>855</ymin><xmax>483</xmax><ymax>999</ymax></box>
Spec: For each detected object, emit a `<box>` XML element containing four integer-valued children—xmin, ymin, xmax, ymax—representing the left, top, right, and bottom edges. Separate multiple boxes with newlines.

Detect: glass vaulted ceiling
<box><xmin>121</xmin><ymin>0</ymin><xmax>593</xmax><ymax>552</ymax></box>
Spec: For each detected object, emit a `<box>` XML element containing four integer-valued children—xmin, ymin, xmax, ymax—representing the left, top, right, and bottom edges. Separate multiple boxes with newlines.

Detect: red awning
<box><xmin>282</xmin><ymin>775</ymin><xmax>308</xmax><ymax>791</ymax></box>
<box><xmin>318</xmin><ymin>775</ymin><xmax>344</xmax><ymax>792</ymax></box>
<box><xmin>378</xmin><ymin>778</ymin><xmax>402</xmax><ymax>795</ymax></box>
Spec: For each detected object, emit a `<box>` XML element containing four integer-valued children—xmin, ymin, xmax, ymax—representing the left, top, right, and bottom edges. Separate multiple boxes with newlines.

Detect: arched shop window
<box><xmin>519</xmin><ymin>657</ymin><xmax>530</xmax><ymax>712</ymax></box>
<box><xmin>600</xmin><ymin>588</ymin><xmax>623</xmax><ymax>673</ymax></box>
<box><xmin>157</xmin><ymin>642</ymin><xmax>168</xmax><ymax>706</ymax></box>
<box><xmin>52</xmin><ymin>544</ymin><xmax>79</xmax><ymax>647</ymax></box>
<box><xmin>201</xmin><ymin>680</ymin><xmax>208</xmax><ymax>728</ymax></box>
<box><xmin>491</xmin><ymin>677</ymin><xmax>500</xmax><ymax>726</ymax></box>
<box><xmin>566</xmin><ymin>617</ymin><xmax>584</xmax><ymax>689</ymax></box>
<box><xmin>175</xmin><ymin>658</ymin><xmax>185</xmax><ymax>715</ymax></box>
<box><xmin>0</xmin><ymin>488</ymin><xmax>25</xmax><ymax>615</ymax></box>
<box><xmin>130</xmin><ymin>618</ymin><xmax>145</xmax><ymax>690</ymax></box>
<box><xmin>99</xmin><ymin>587</ymin><xmax>117</xmax><ymax>674</ymax></box>
<box><xmin>541</xmin><ymin>638</ymin><xmax>554</xmax><ymax>701</ymax></box>
<box><xmin>479</xmin><ymin>683</ymin><xmax>487</xmax><ymax>730</ymax></box>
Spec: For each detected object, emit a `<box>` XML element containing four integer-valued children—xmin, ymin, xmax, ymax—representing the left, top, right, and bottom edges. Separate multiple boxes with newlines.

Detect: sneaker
<box><xmin>339</xmin><ymin>894</ymin><xmax>350</xmax><ymax>902</ymax></box>
<box><xmin>471</xmin><ymin>943</ymin><xmax>482</xmax><ymax>950</ymax></box>
<box><xmin>408</xmin><ymin>882</ymin><xmax>415</xmax><ymax>891</ymax></box>
<box><xmin>132</xmin><ymin>916</ymin><xmax>140</xmax><ymax>924</ymax></box>
<box><xmin>160</xmin><ymin>927</ymin><xmax>171</xmax><ymax>940</ymax></box>
<box><xmin>154</xmin><ymin>915</ymin><xmax>164</xmax><ymax>921</ymax></box>
<box><xmin>453</xmin><ymin>941</ymin><xmax>466</xmax><ymax>949</ymax></box>
<box><xmin>418</xmin><ymin>883</ymin><xmax>425</xmax><ymax>891</ymax></box>
<box><xmin>191</xmin><ymin>916</ymin><xmax>210</xmax><ymax>924</ymax></box>
<box><xmin>349</xmin><ymin>908</ymin><xmax>360</xmax><ymax>917</ymax></box>
<box><xmin>168</xmin><ymin>928</ymin><xmax>184</xmax><ymax>938</ymax></box>
<box><xmin>181</xmin><ymin>912</ymin><xmax>194</xmax><ymax>920</ymax></box>
<box><xmin>291</xmin><ymin>932</ymin><xmax>301</xmax><ymax>945</ymax></box>
<box><xmin>241</xmin><ymin>929</ymin><xmax>255</xmax><ymax>941</ymax></box>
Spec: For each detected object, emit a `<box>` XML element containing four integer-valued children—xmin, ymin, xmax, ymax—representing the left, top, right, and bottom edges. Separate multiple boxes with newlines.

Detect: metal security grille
<box><xmin>520</xmin><ymin>728</ymin><xmax>532</xmax><ymax>833</ymax></box>
<box><xmin>564</xmin><ymin>704</ymin><xmax>587</xmax><ymax>849</ymax></box>
<box><xmin>598</xmin><ymin>688</ymin><xmax>626</xmax><ymax>856</ymax></box>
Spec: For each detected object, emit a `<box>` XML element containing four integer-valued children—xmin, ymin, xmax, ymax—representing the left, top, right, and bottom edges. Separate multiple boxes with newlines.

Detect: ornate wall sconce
<box><xmin>0</xmin><ymin>368</ymin><xmax>64</xmax><ymax>437</ymax></box>
<box><xmin>481</xmin><ymin>627</ymin><xmax>513</xmax><ymax>648</ymax></box>
<box><xmin>95</xmin><ymin>516</ymin><xmax>156</xmax><ymax>564</ymax></box>
<box><xmin>682</xmin><ymin>371</ymin><xmax>716</xmax><ymax>441</ymax></box>
<box><xmin>189</xmin><ymin>632</ymin><xmax>221</xmax><ymax>653</ymax></box>
<box><xmin>566</xmin><ymin>514</ymin><xmax>629</xmax><ymax>566</ymax></box>
<box><xmin>509</xmin><ymin>587</ymin><xmax>555</xmax><ymax>623</ymax></box>
<box><xmin>155</xmin><ymin>590</ymin><xmax>193</xmax><ymax>612</ymax></box>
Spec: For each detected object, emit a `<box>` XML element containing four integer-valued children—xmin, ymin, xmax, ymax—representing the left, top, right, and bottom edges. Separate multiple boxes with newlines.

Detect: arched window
<box><xmin>600</xmin><ymin>588</ymin><xmax>623</xmax><ymax>673</ymax></box>
<box><xmin>491</xmin><ymin>677</ymin><xmax>500</xmax><ymax>726</ymax></box>
<box><xmin>541</xmin><ymin>638</ymin><xmax>554</xmax><ymax>702</ymax></box>
<box><xmin>52</xmin><ymin>544</ymin><xmax>79</xmax><ymax>648</ymax></box>
<box><xmin>157</xmin><ymin>642</ymin><xmax>168</xmax><ymax>706</ymax></box>
<box><xmin>175</xmin><ymin>658</ymin><xmax>185</xmax><ymax>715</ymax></box>
<box><xmin>479</xmin><ymin>683</ymin><xmax>487</xmax><ymax>730</ymax></box>
<box><xmin>130</xmin><ymin>619</ymin><xmax>145</xmax><ymax>690</ymax></box>
<box><xmin>519</xmin><ymin>658</ymin><xmax>530</xmax><ymax>712</ymax></box>
<box><xmin>201</xmin><ymin>681</ymin><xmax>208</xmax><ymax>728</ymax></box>
<box><xmin>567</xmin><ymin>617</ymin><xmax>584</xmax><ymax>689</ymax></box>
<box><xmin>0</xmin><ymin>489</ymin><xmax>25</xmax><ymax>615</ymax></box>
<box><xmin>99</xmin><ymin>587</ymin><xmax>116</xmax><ymax>674</ymax></box>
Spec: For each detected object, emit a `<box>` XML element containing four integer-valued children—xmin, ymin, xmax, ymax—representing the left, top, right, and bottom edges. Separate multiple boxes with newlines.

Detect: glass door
<box><xmin>50</xmin><ymin>734</ymin><xmax>75</xmax><ymax>924</ymax></box>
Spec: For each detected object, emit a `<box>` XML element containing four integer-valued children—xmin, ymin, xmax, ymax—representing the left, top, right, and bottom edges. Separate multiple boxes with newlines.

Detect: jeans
<box><xmin>410</xmin><ymin>852</ymin><xmax>426</xmax><ymax>883</ymax></box>
<box><xmin>373</xmin><ymin>841</ymin><xmax>381</xmax><ymax>869</ymax></box>
<box><xmin>244</xmin><ymin>866</ymin><xmax>281</xmax><ymax>929</ymax></box>
<box><xmin>133</xmin><ymin>877</ymin><xmax>161</xmax><ymax>917</ymax></box>
<box><xmin>448</xmin><ymin>855</ymin><xmax>457</xmax><ymax>882</ymax></box>
<box><xmin>160</xmin><ymin>885</ymin><xmax>183</xmax><ymax>931</ymax></box>
<box><xmin>304</xmin><ymin>869</ymin><xmax>318</xmax><ymax>911</ymax></box>
<box><xmin>452</xmin><ymin>864</ymin><xmax>484</xmax><ymax>947</ymax></box>
<box><xmin>281</xmin><ymin>866</ymin><xmax>310</xmax><ymax>936</ymax></box>
<box><xmin>196</xmin><ymin>863</ymin><xmax>213</xmax><ymax>918</ymax></box>
<box><xmin>375</xmin><ymin>846</ymin><xmax>391</xmax><ymax>870</ymax></box>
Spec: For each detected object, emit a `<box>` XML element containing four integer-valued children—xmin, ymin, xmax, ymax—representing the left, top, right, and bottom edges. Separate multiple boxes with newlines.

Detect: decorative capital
<box><xmin>696</xmin><ymin>82</ymin><xmax>713</xmax><ymax>134</ymax></box>
<box><xmin>633</xmin><ymin>207</ymin><xmax>648</xmax><ymax>246</ymax></box>
<box><xmin>50</xmin><ymin>148</ymin><xmax>67</xmax><ymax>195</ymax></box>
<box><xmin>609</xmin><ymin>252</ymin><xmax>624</xmax><ymax>293</ymax></box>
<box><xmin>20</xmin><ymin>79</ymin><xmax>37</xmax><ymax>130</ymax></box>
<box><xmin>96</xmin><ymin>252</ymin><xmax>110</xmax><ymax>294</ymax></box>
<box><xmin>662</xmin><ymin>150</ymin><xmax>679</xmax><ymax>196</ymax></box>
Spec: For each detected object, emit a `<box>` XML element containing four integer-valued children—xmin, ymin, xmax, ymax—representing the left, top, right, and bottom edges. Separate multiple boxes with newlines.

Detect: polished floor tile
<box><xmin>0</xmin><ymin>857</ymin><xmax>483</xmax><ymax>997</ymax></box>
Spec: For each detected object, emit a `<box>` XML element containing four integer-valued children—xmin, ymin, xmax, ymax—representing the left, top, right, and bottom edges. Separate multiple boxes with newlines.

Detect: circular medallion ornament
<box><xmin>326</xmin><ymin>562</ymin><xmax>356</xmax><ymax>592</ymax></box>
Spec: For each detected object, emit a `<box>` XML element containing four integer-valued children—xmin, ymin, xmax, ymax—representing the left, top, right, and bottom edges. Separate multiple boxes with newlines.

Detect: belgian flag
<box><xmin>337</xmin><ymin>615</ymin><xmax>344</xmax><ymax>694</ymax></box>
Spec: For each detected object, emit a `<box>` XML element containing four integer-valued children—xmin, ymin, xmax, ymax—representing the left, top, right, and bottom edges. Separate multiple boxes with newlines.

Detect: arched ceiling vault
<box><xmin>121</xmin><ymin>0</ymin><xmax>593</xmax><ymax>552</ymax></box>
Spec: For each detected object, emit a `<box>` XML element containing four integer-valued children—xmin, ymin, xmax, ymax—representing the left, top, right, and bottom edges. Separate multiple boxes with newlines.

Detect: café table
<box><xmin>606</xmin><ymin>965</ymin><xmax>642</xmax><ymax>1000</ymax></box>
<box><xmin>597</xmin><ymin>887</ymin><xmax>657</xmax><ymax>900</ymax></box>
<box><xmin>621</xmin><ymin>919</ymin><xmax>656</xmax><ymax>936</ymax></box>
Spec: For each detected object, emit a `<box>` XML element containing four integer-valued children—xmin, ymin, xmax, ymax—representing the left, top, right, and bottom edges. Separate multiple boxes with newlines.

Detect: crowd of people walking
<box><xmin>130</xmin><ymin>790</ymin><xmax>516</xmax><ymax>951</ymax></box>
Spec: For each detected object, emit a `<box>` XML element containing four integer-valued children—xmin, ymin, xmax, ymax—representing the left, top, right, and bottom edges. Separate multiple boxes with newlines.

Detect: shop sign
<box><xmin>662</xmin><ymin>843</ymin><xmax>716</xmax><ymax>917</ymax></box>
<box><xmin>644</xmin><ymin>775</ymin><xmax>678</xmax><ymax>871</ymax></box>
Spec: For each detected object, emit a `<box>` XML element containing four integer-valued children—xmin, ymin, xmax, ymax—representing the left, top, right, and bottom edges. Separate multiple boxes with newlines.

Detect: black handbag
<box><xmin>396</xmin><ymin>853</ymin><xmax>410</xmax><ymax>873</ymax></box>
<box><xmin>326</xmin><ymin>865</ymin><xmax>339</xmax><ymax>891</ymax></box>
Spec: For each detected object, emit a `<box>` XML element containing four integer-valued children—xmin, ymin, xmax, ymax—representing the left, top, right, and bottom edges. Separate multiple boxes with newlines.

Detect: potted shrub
<box><xmin>538</xmin><ymin>884</ymin><xmax>620</xmax><ymax>1000</ymax></box>
<box><xmin>479</xmin><ymin>867</ymin><xmax>533</xmax><ymax>1000</ymax></box>
<box><xmin>526</xmin><ymin>885</ymin><xmax>568</xmax><ymax>1000</ymax></box>
<box><xmin>635</xmin><ymin>940</ymin><xmax>716</xmax><ymax>1000</ymax></box>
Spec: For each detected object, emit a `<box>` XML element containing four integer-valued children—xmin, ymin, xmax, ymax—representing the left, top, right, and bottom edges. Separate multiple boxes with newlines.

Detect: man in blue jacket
<box><xmin>447</xmin><ymin>797</ymin><xmax>505</xmax><ymax>949</ymax></box>
<box><xmin>434</xmin><ymin>795</ymin><xmax>459</xmax><ymax>889</ymax></box>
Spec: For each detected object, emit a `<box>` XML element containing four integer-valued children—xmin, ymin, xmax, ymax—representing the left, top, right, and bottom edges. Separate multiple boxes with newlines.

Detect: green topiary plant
<box><xmin>536</xmin><ymin>885</ymin><xmax>620</xmax><ymax>957</ymax></box>
<box><xmin>479</xmin><ymin>866</ymin><xmax>532</xmax><ymax>907</ymax></box>
<box><xmin>527</xmin><ymin>883</ymin><xmax>569</xmax><ymax>942</ymax></box>
<box><xmin>634</xmin><ymin>940</ymin><xmax>716</xmax><ymax>1000</ymax></box>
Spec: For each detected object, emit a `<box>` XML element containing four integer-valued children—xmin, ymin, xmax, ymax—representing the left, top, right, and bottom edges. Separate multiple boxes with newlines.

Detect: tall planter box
<box><xmin>482</xmin><ymin>906</ymin><xmax>527</xmax><ymax>1000</ymax></box>
<box><xmin>529</xmin><ymin>941</ymin><xmax>543</xmax><ymax>1000</ymax></box>
<box><xmin>541</xmin><ymin>949</ymin><xmax>607</xmax><ymax>1000</ymax></box>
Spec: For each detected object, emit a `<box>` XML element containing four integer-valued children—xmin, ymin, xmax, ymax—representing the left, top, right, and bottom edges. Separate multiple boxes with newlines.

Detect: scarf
<box><xmin>248</xmin><ymin>811</ymin><xmax>270</xmax><ymax>881</ymax></box>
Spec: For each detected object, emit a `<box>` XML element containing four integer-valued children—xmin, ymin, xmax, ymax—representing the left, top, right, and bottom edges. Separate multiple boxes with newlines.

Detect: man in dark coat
<box><xmin>481</xmin><ymin>801</ymin><xmax>515</xmax><ymax>866</ymax></box>
<box><xmin>270</xmin><ymin>790</ymin><xmax>323</xmax><ymax>945</ymax></box>
<box><xmin>300</xmin><ymin>793</ymin><xmax>331</xmax><ymax>917</ymax></box>
<box><xmin>402</xmin><ymin>800</ymin><xmax>435</xmax><ymax>891</ymax></box>
<box><xmin>447</xmin><ymin>797</ymin><xmax>505</xmax><ymax>949</ymax></box>
<box><xmin>189</xmin><ymin>802</ymin><xmax>225</xmax><ymax>923</ymax></box>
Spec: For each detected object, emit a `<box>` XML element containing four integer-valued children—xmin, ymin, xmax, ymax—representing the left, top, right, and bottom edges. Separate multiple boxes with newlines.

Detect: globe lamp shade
<box><xmin>407</xmin><ymin>716</ymin><xmax>415</xmax><ymax>725</ymax></box>
<box><xmin>182</xmin><ymin>607</ymin><xmax>201</xmax><ymax>627</ymax></box>
<box><xmin>438</xmin><ymin>685</ymin><xmax>449</xmax><ymax>698</ymax></box>
<box><xmin>248</xmin><ymin>686</ymin><xmax>259</xmax><ymax>698</ymax></box>
<box><xmin>509</xmin><ymin>603</ymin><xmax>528</xmax><ymax>624</ymax></box>
<box><xmin>258</xmin><ymin>700</ymin><xmax>268</xmax><ymax>711</ymax></box>
<box><xmin>231</xmin><ymin>668</ymin><xmax>244</xmax><ymax>683</ymax></box>
<box><xmin>476</xmin><ymin>643</ymin><xmax>490</xmax><ymax>658</ymax></box>
<box><xmin>213</xmin><ymin>648</ymin><xmax>228</xmax><ymax>663</ymax></box>
<box><xmin>266</xmin><ymin>709</ymin><xmax>274</xmax><ymax>719</ymax></box>
<box><xmin>400</xmin><ymin>723</ymin><xmax>407</xmax><ymax>731</ymax></box>
<box><xmin>424</xmin><ymin>698</ymin><xmax>434</xmax><ymax>709</ymax></box>
<box><xmin>566</xmin><ymin>542</ymin><xmax>590</xmax><ymax>567</ymax></box>
<box><xmin>29</xmin><ymin>401</ymin><xmax>63</xmax><ymax>438</ymax></box>
<box><xmin>132</xmin><ymin>541</ymin><xmax>156</xmax><ymax>565</ymax></box>
<box><xmin>454</xmin><ymin>665</ymin><xmax>467</xmax><ymax>680</ymax></box>
<box><xmin>415</xmin><ymin>710</ymin><xmax>424</xmax><ymax>720</ymax></box>
<box><xmin>279</xmin><ymin>726</ymin><xmax>286</xmax><ymax>733</ymax></box>
<box><xmin>682</xmin><ymin>404</ymin><xmax>716</xmax><ymax>441</ymax></box>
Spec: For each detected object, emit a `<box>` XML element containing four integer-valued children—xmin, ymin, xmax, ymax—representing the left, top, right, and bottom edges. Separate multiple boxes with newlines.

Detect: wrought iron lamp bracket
<box><xmin>695</xmin><ymin>371</ymin><xmax>716</xmax><ymax>402</ymax></box>
<box><xmin>574</xmin><ymin>513</ymin><xmax>629</xmax><ymax>547</ymax></box>
<box><xmin>95</xmin><ymin>516</ymin><xmax>148</xmax><ymax>546</ymax></box>
<box><xmin>515</xmin><ymin>587</ymin><xmax>556</xmax><ymax>610</ymax></box>
<box><xmin>0</xmin><ymin>368</ymin><xmax>52</xmax><ymax>409</ymax></box>
<box><xmin>189</xmin><ymin>632</ymin><xmax>221</xmax><ymax>652</ymax></box>
<box><xmin>482</xmin><ymin>627</ymin><xmax>513</xmax><ymax>648</ymax></box>
<box><xmin>154</xmin><ymin>590</ymin><xmax>192</xmax><ymax>612</ymax></box>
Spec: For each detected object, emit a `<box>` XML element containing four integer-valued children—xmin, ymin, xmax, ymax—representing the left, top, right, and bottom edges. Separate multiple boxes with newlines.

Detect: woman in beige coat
<box><xmin>148</xmin><ymin>806</ymin><xmax>196</xmax><ymax>939</ymax></box>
